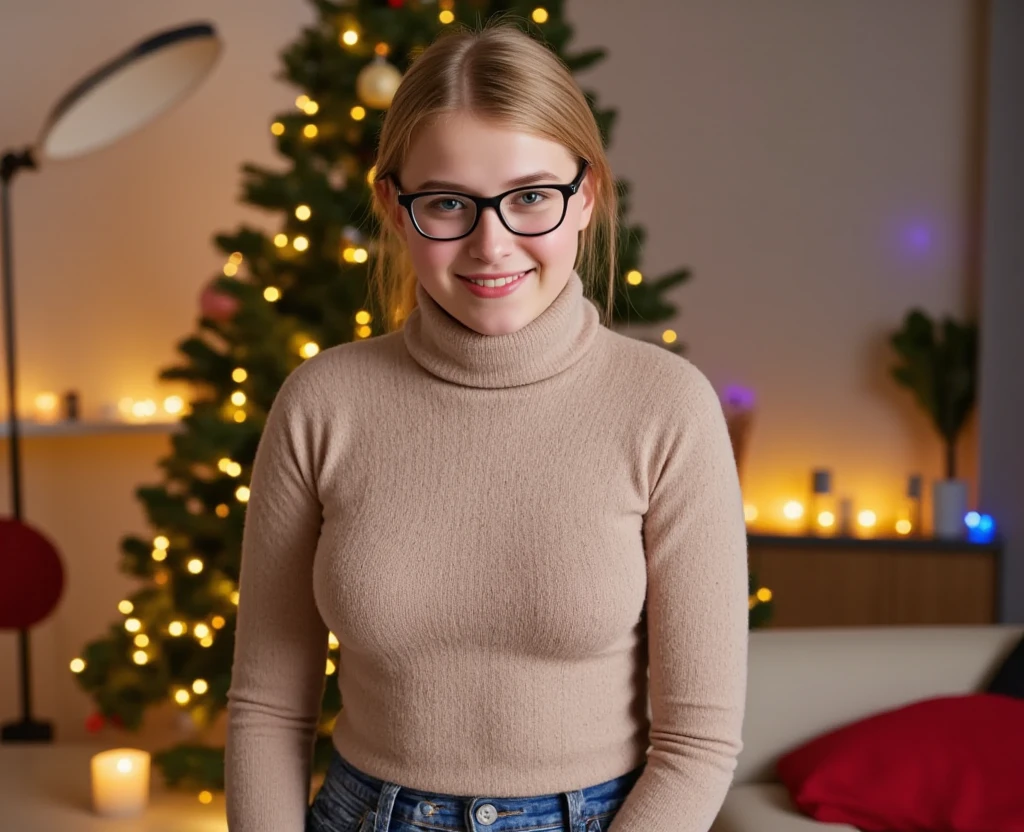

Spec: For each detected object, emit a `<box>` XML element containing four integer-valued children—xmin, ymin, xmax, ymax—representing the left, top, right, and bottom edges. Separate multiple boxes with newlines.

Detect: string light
<box><xmin>357</xmin><ymin>325</ymin><xmax>372</xmax><ymax>339</ymax></box>
<box><xmin>743</xmin><ymin>504</ymin><xmax>758</xmax><ymax>524</ymax></box>
<box><xmin>274</xmin><ymin>233</ymin><xmax>288</xmax><ymax>247</ymax></box>
<box><xmin>232</xmin><ymin>367</ymin><xmax>248</xmax><ymax>382</ymax></box>
<box><xmin>532</xmin><ymin>7</ymin><xmax>549</xmax><ymax>23</ymax></box>
<box><xmin>295</xmin><ymin>205</ymin><xmax>312</xmax><ymax>221</ymax></box>
<box><xmin>270</xmin><ymin>121</ymin><xmax>285</xmax><ymax>136</ymax></box>
<box><xmin>895</xmin><ymin>519</ymin><xmax>912</xmax><ymax>535</ymax></box>
<box><xmin>626</xmin><ymin>270</ymin><xmax>643</xmax><ymax>285</ymax></box>
<box><xmin>264</xmin><ymin>287</ymin><xmax>281</xmax><ymax>302</ymax></box>
<box><xmin>211</xmin><ymin>616</ymin><xmax>226</xmax><ymax>629</ymax></box>
<box><xmin>133</xmin><ymin>651</ymin><xmax>149</xmax><ymax>665</ymax></box>
<box><xmin>168</xmin><ymin>621</ymin><xmax>186</xmax><ymax>637</ymax></box>
<box><xmin>857</xmin><ymin>510</ymin><xmax>877</xmax><ymax>529</ymax></box>
<box><xmin>303</xmin><ymin>124</ymin><xmax>318</xmax><ymax>138</ymax></box>
<box><xmin>134</xmin><ymin>635</ymin><xmax>149</xmax><ymax>648</ymax></box>
<box><xmin>187</xmin><ymin>558</ymin><xmax>204</xmax><ymax>575</ymax></box>
<box><xmin>326</xmin><ymin>658</ymin><xmax>337</xmax><ymax>675</ymax></box>
<box><xmin>328</xmin><ymin>632</ymin><xmax>339</xmax><ymax>649</ymax></box>
<box><xmin>355</xmin><ymin>310</ymin><xmax>371</xmax><ymax>325</ymax></box>
<box><xmin>300</xmin><ymin>341</ymin><xmax>320</xmax><ymax>359</ymax></box>
<box><xmin>163</xmin><ymin>396</ymin><xmax>185</xmax><ymax>415</ymax></box>
<box><xmin>293</xmin><ymin>235</ymin><xmax>309</xmax><ymax>252</ymax></box>
<box><xmin>230</xmin><ymin>391</ymin><xmax>246</xmax><ymax>406</ymax></box>
<box><xmin>216</xmin><ymin>504</ymin><xmax>230</xmax><ymax>518</ymax></box>
<box><xmin>661</xmin><ymin>329</ymin><xmax>677</xmax><ymax>345</ymax></box>
<box><xmin>817</xmin><ymin>511</ymin><xmax>835</xmax><ymax>529</ymax></box>
<box><xmin>295</xmin><ymin>94</ymin><xmax>310</xmax><ymax>109</ymax></box>
<box><xmin>174</xmin><ymin>689</ymin><xmax>191</xmax><ymax>705</ymax></box>
<box><xmin>367</xmin><ymin>166</ymin><xmax>376</xmax><ymax>184</ymax></box>
<box><xmin>439</xmin><ymin>10</ymin><xmax>455</xmax><ymax>24</ymax></box>
<box><xmin>229</xmin><ymin>252</ymin><xmax>243</xmax><ymax>264</ymax></box>
<box><xmin>70</xmin><ymin>658</ymin><xmax>86</xmax><ymax>673</ymax></box>
<box><xmin>783</xmin><ymin>501</ymin><xmax>805</xmax><ymax>520</ymax></box>
<box><xmin>374</xmin><ymin>42</ymin><xmax>389</xmax><ymax>57</ymax></box>
<box><xmin>234</xmin><ymin>410</ymin><xmax>247</xmax><ymax>423</ymax></box>
<box><xmin>230</xmin><ymin>591</ymin><xmax>240</xmax><ymax>605</ymax></box>
<box><xmin>350</xmin><ymin>106</ymin><xmax>366</xmax><ymax>121</ymax></box>
<box><xmin>353</xmin><ymin>247</ymin><xmax>368</xmax><ymax>263</ymax></box>
<box><xmin>200</xmin><ymin>635</ymin><xmax>214</xmax><ymax>648</ymax></box>
<box><xmin>193</xmin><ymin>624</ymin><xmax>211</xmax><ymax>639</ymax></box>
<box><xmin>223</xmin><ymin>262</ymin><xmax>238</xmax><ymax>277</ymax></box>
<box><xmin>341</xmin><ymin>29</ymin><xmax>358</xmax><ymax>46</ymax></box>
<box><xmin>756</xmin><ymin>587</ymin><xmax>773</xmax><ymax>603</ymax></box>
<box><xmin>303</xmin><ymin>100</ymin><xmax>319</xmax><ymax>116</ymax></box>
<box><xmin>236</xmin><ymin>486</ymin><xmax>251</xmax><ymax>503</ymax></box>
<box><xmin>198</xmin><ymin>791</ymin><xmax>213</xmax><ymax>805</ymax></box>
<box><xmin>124</xmin><ymin>618</ymin><xmax>141</xmax><ymax>633</ymax></box>
<box><xmin>118</xmin><ymin>600</ymin><xmax>134</xmax><ymax>615</ymax></box>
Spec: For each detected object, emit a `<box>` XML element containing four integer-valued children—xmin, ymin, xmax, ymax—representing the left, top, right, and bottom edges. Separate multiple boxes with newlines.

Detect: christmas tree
<box><xmin>71</xmin><ymin>0</ymin><xmax>765</xmax><ymax>797</ymax></box>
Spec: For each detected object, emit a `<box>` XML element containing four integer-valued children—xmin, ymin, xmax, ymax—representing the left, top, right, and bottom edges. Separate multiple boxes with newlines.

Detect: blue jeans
<box><xmin>306</xmin><ymin>746</ymin><xmax>646</xmax><ymax>832</ymax></box>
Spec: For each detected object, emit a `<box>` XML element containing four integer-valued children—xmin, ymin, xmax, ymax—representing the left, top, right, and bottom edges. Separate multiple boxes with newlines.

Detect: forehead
<box><xmin>401</xmin><ymin>112</ymin><xmax>577</xmax><ymax>191</ymax></box>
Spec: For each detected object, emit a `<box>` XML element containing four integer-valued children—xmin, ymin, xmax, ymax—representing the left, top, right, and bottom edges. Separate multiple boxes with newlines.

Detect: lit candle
<box><xmin>33</xmin><ymin>392</ymin><xmax>60</xmax><ymax>423</ymax></box>
<box><xmin>90</xmin><ymin>748</ymin><xmax>150</xmax><ymax>817</ymax></box>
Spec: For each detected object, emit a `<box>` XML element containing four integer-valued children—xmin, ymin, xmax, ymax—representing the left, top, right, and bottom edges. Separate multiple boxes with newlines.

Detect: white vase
<box><xmin>932</xmin><ymin>479</ymin><xmax>968</xmax><ymax>539</ymax></box>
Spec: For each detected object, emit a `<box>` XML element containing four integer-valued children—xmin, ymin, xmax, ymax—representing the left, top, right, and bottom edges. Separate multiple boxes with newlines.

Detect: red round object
<box><xmin>85</xmin><ymin>712</ymin><xmax>105</xmax><ymax>734</ymax></box>
<box><xmin>388</xmin><ymin>0</ymin><xmax>404</xmax><ymax>7</ymax></box>
<box><xmin>0</xmin><ymin>519</ymin><xmax>65</xmax><ymax>630</ymax></box>
<box><xmin>199</xmin><ymin>280</ymin><xmax>240</xmax><ymax>323</ymax></box>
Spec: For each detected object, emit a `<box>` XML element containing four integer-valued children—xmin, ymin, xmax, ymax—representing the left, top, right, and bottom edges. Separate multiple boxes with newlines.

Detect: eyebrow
<box><xmin>409</xmin><ymin>171</ymin><xmax>561</xmax><ymax>192</ymax></box>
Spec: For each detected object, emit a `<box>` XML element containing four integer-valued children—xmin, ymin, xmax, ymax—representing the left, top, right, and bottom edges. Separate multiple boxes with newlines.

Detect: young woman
<box><xmin>225</xmin><ymin>22</ymin><xmax>748</xmax><ymax>832</ymax></box>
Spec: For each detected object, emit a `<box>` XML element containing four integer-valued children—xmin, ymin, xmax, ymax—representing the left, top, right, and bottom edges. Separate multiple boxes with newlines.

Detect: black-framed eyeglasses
<box><xmin>390</xmin><ymin>159</ymin><xmax>589</xmax><ymax>241</ymax></box>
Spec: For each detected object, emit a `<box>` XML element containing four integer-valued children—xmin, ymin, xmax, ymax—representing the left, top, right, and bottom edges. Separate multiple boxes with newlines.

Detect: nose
<box><xmin>466</xmin><ymin>205</ymin><xmax>512</xmax><ymax>263</ymax></box>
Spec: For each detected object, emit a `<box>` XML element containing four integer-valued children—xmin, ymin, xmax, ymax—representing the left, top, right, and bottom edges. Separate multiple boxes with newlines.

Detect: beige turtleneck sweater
<box><xmin>224</xmin><ymin>271</ymin><xmax>749</xmax><ymax>832</ymax></box>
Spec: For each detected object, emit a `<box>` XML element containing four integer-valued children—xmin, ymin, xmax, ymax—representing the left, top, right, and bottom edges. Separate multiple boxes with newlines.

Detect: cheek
<box><xmin>404</xmin><ymin>231</ymin><xmax>459</xmax><ymax>272</ymax></box>
<box><xmin>525</xmin><ymin>221</ymin><xmax>580</xmax><ymax>265</ymax></box>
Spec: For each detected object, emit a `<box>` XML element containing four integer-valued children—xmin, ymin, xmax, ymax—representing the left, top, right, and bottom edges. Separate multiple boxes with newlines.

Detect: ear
<box><xmin>373</xmin><ymin>177</ymin><xmax>405</xmax><ymax>231</ymax></box>
<box><xmin>576</xmin><ymin>167</ymin><xmax>597</xmax><ymax>231</ymax></box>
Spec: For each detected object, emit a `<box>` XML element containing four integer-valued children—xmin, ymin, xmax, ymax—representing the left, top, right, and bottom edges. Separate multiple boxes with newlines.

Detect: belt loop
<box><xmin>564</xmin><ymin>788</ymin><xmax>587</xmax><ymax>832</ymax></box>
<box><xmin>374</xmin><ymin>781</ymin><xmax>402</xmax><ymax>832</ymax></box>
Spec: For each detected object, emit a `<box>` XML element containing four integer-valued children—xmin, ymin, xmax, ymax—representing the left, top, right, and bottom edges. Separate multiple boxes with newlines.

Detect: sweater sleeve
<box><xmin>225</xmin><ymin>366</ymin><xmax>330</xmax><ymax>832</ymax></box>
<box><xmin>608</xmin><ymin>366</ymin><xmax>749</xmax><ymax>832</ymax></box>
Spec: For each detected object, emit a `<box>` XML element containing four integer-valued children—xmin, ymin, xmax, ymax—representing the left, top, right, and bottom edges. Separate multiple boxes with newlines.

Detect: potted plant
<box><xmin>889</xmin><ymin>309</ymin><xmax>978</xmax><ymax>539</ymax></box>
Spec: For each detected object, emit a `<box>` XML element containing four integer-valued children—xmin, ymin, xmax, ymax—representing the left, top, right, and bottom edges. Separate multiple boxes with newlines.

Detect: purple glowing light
<box><xmin>722</xmin><ymin>384</ymin><xmax>756</xmax><ymax>411</ymax></box>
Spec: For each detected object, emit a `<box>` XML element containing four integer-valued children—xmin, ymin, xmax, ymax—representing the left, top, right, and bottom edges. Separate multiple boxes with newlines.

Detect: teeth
<box><xmin>465</xmin><ymin>270</ymin><xmax>528</xmax><ymax>287</ymax></box>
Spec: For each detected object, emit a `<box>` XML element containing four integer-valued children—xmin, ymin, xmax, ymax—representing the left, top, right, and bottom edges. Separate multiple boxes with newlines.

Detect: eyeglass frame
<box><xmin>388</xmin><ymin>159</ymin><xmax>590</xmax><ymax>241</ymax></box>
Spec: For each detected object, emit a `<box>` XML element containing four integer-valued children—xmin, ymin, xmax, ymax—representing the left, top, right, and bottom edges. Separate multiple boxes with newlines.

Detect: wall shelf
<box><xmin>0</xmin><ymin>419</ymin><xmax>183</xmax><ymax>439</ymax></box>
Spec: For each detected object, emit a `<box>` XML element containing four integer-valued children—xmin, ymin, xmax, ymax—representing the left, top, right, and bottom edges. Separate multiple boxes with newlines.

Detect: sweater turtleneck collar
<box><xmin>402</xmin><ymin>270</ymin><xmax>602</xmax><ymax>389</ymax></box>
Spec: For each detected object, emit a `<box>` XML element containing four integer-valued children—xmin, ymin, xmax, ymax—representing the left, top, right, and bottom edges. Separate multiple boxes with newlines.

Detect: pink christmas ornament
<box><xmin>199</xmin><ymin>281</ymin><xmax>240</xmax><ymax>323</ymax></box>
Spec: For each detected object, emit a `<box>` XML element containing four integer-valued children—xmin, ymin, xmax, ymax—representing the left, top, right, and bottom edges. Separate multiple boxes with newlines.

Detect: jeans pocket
<box><xmin>307</xmin><ymin>785</ymin><xmax>376</xmax><ymax>832</ymax></box>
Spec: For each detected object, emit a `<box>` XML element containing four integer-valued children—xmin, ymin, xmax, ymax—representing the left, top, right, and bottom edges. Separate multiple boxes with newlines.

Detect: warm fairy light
<box><xmin>295</xmin><ymin>94</ymin><xmax>310</xmax><ymax>109</ymax></box>
<box><xmin>232</xmin><ymin>367</ymin><xmax>247</xmax><ymax>382</ymax></box>
<box><xmin>326</xmin><ymin>658</ymin><xmax>337</xmax><ymax>675</ymax></box>
<box><xmin>168</xmin><ymin>621</ymin><xmax>186</xmax><ymax>637</ymax></box>
<box><xmin>124</xmin><ymin>618</ymin><xmax>141</xmax><ymax>633</ymax></box>
<box><xmin>783</xmin><ymin>501</ymin><xmax>805</xmax><ymax>520</ymax></box>
<box><xmin>328</xmin><ymin>632</ymin><xmax>339</xmax><ymax>649</ymax></box>
<box><xmin>817</xmin><ymin>511</ymin><xmax>835</xmax><ymax>528</ymax></box>
<box><xmin>217</xmin><ymin>457</ymin><xmax>231</xmax><ymax>472</ymax></box>
<box><xmin>274</xmin><ymin>233</ymin><xmax>288</xmax><ymax>247</ymax></box>
<box><xmin>198</xmin><ymin>791</ymin><xmax>213</xmax><ymax>805</ymax></box>
<box><xmin>230</xmin><ymin>391</ymin><xmax>246</xmax><ymax>406</ymax></box>
<box><xmin>230</xmin><ymin>591</ymin><xmax>240</xmax><ymax>605</ymax></box>
<box><xmin>374</xmin><ymin>42</ymin><xmax>389</xmax><ymax>57</ymax></box>
<box><xmin>350</xmin><ymin>106</ymin><xmax>366</xmax><ymax>121</ymax></box>
<box><xmin>187</xmin><ymin>558</ymin><xmax>204</xmax><ymax>574</ymax></box>
<box><xmin>131</xmin><ymin>400</ymin><xmax>157</xmax><ymax>419</ymax></box>
<box><xmin>341</xmin><ymin>29</ymin><xmax>358</xmax><ymax>46</ymax></box>
<box><xmin>300</xmin><ymin>341</ymin><xmax>320</xmax><ymax>358</ymax></box>
<box><xmin>743</xmin><ymin>504</ymin><xmax>758</xmax><ymax>523</ymax></box>
<box><xmin>33</xmin><ymin>392</ymin><xmax>59</xmax><ymax>422</ymax></box>
<box><xmin>303</xmin><ymin>100</ymin><xmax>319</xmax><ymax>115</ymax></box>
<box><xmin>70</xmin><ymin>658</ymin><xmax>86</xmax><ymax>673</ymax></box>
<box><xmin>270</xmin><ymin>121</ymin><xmax>285</xmax><ymax>136</ymax></box>
<box><xmin>756</xmin><ymin>587</ymin><xmax>773</xmax><ymax>603</ymax></box>
<box><xmin>342</xmin><ymin>246</ymin><xmax>356</xmax><ymax>263</ymax></box>
<box><xmin>223</xmin><ymin>262</ymin><xmax>238</xmax><ymax>277</ymax></box>
<box><xmin>193</xmin><ymin>624</ymin><xmax>211</xmax><ymax>639</ymax></box>
<box><xmin>858</xmin><ymin>510</ymin><xmax>877</xmax><ymax>529</ymax></box>
<box><xmin>154</xmin><ymin>536</ymin><xmax>169</xmax><ymax>550</ymax></box>
<box><xmin>229</xmin><ymin>252</ymin><xmax>243</xmax><ymax>264</ymax></box>
<box><xmin>293</xmin><ymin>235</ymin><xmax>309</xmax><ymax>252</ymax></box>
<box><xmin>357</xmin><ymin>325</ymin><xmax>372</xmax><ymax>339</ymax></box>
<box><xmin>118</xmin><ymin>600</ymin><xmax>134</xmax><ymax>615</ymax></box>
<box><xmin>134</xmin><ymin>635</ymin><xmax>149</xmax><ymax>648</ymax></box>
<box><xmin>174</xmin><ymin>689</ymin><xmax>191</xmax><ymax>705</ymax></box>
<box><xmin>439</xmin><ymin>9</ymin><xmax>455</xmax><ymax>23</ymax></box>
<box><xmin>896</xmin><ymin>519</ymin><xmax>913</xmax><ymax>535</ymax></box>
<box><xmin>154</xmin><ymin>571</ymin><xmax>168</xmax><ymax>586</ymax></box>
<box><xmin>532</xmin><ymin>7</ymin><xmax>549</xmax><ymax>23</ymax></box>
<box><xmin>355</xmin><ymin>310</ymin><xmax>371</xmax><ymax>325</ymax></box>
<box><xmin>233</xmin><ymin>410</ymin><xmax>247</xmax><ymax>423</ymax></box>
<box><xmin>192</xmin><ymin>679</ymin><xmax>209</xmax><ymax>695</ymax></box>
<box><xmin>133</xmin><ymin>651</ymin><xmax>149</xmax><ymax>665</ymax></box>
<box><xmin>366</xmin><ymin>166</ymin><xmax>377</xmax><ymax>184</ymax></box>
<box><xmin>200</xmin><ymin>635</ymin><xmax>214</xmax><ymax>648</ymax></box>
<box><xmin>226</xmin><ymin>462</ymin><xmax>242</xmax><ymax>477</ymax></box>
<box><xmin>264</xmin><ymin>287</ymin><xmax>281</xmax><ymax>302</ymax></box>
<box><xmin>353</xmin><ymin>247</ymin><xmax>368</xmax><ymax>263</ymax></box>
<box><xmin>236</xmin><ymin>486</ymin><xmax>251</xmax><ymax>503</ymax></box>
<box><xmin>163</xmin><ymin>396</ymin><xmax>185</xmax><ymax>415</ymax></box>
<box><xmin>295</xmin><ymin>205</ymin><xmax>312</xmax><ymax>221</ymax></box>
<box><xmin>216</xmin><ymin>504</ymin><xmax>230</xmax><ymax>518</ymax></box>
<box><xmin>303</xmin><ymin>124</ymin><xmax>318</xmax><ymax>138</ymax></box>
<box><xmin>626</xmin><ymin>269</ymin><xmax>643</xmax><ymax>285</ymax></box>
<box><xmin>151</xmin><ymin>548</ymin><xmax>166</xmax><ymax>562</ymax></box>
<box><xmin>211</xmin><ymin>615</ymin><xmax>226</xmax><ymax>629</ymax></box>
<box><xmin>661</xmin><ymin>329</ymin><xmax>677</xmax><ymax>345</ymax></box>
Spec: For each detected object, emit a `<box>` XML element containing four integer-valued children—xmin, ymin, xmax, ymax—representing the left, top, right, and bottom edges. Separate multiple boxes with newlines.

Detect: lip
<box><xmin>457</xmin><ymin>270</ymin><xmax>534</xmax><ymax>280</ymax></box>
<box><xmin>456</xmin><ymin>268</ymin><xmax>534</xmax><ymax>298</ymax></box>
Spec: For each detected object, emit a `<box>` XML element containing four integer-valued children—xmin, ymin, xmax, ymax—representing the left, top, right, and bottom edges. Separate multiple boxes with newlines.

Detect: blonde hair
<box><xmin>369</xmin><ymin>20</ymin><xmax>618</xmax><ymax>332</ymax></box>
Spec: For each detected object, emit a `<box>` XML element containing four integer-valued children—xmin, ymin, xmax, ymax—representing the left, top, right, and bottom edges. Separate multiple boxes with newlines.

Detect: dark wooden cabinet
<box><xmin>747</xmin><ymin>534</ymin><xmax>1002</xmax><ymax>627</ymax></box>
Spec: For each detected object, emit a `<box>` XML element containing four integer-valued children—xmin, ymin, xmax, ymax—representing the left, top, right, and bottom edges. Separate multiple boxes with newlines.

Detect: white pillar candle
<box><xmin>90</xmin><ymin>748</ymin><xmax>151</xmax><ymax>817</ymax></box>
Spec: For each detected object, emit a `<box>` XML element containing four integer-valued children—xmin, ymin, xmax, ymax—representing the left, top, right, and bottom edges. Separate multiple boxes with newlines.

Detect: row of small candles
<box><xmin>31</xmin><ymin>392</ymin><xmax>188</xmax><ymax>423</ymax></box>
<box><xmin>743</xmin><ymin>499</ymin><xmax>907</xmax><ymax>536</ymax></box>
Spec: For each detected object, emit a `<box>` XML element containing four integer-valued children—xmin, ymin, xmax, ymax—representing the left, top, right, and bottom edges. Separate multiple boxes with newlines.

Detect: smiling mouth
<box><xmin>457</xmin><ymin>268</ymin><xmax>534</xmax><ymax>287</ymax></box>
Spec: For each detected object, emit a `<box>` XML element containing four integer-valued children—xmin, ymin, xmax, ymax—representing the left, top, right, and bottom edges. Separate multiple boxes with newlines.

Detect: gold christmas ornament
<box><xmin>356</xmin><ymin>57</ymin><xmax>402</xmax><ymax>109</ymax></box>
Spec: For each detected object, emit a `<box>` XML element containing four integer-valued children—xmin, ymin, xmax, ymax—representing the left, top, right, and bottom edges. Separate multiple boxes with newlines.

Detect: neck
<box><xmin>401</xmin><ymin>270</ymin><xmax>602</xmax><ymax>388</ymax></box>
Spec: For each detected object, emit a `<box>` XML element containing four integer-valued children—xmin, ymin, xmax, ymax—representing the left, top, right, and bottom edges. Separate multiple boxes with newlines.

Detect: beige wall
<box><xmin>0</xmin><ymin>0</ymin><xmax>982</xmax><ymax>742</ymax></box>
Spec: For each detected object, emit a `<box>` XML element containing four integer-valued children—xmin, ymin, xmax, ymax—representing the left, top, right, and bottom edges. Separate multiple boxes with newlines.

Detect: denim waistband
<box><xmin>314</xmin><ymin>746</ymin><xmax>646</xmax><ymax>832</ymax></box>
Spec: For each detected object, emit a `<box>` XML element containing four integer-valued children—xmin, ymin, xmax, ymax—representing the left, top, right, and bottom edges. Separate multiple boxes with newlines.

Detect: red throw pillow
<box><xmin>776</xmin><ymin>693</ymin><xmax>1024</xmax><ymax>832</ymax></box>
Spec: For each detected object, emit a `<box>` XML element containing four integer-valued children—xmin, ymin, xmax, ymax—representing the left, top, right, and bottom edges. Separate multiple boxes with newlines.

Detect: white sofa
<box><xmin>711</xmin><ymin>625</ymin><xmax>1024</xmax><ymax>832</ymax></box>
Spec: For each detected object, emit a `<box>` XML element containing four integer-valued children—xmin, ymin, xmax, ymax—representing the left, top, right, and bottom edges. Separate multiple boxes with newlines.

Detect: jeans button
<box><xmin>475</xmin><ymin>803</ymin><xmax>498</xmax><ymax>825</ymax></box>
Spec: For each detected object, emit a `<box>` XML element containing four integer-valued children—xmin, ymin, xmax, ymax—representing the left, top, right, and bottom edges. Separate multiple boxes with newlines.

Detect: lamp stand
<box><xmin>1</xmin><ymin>147</ymin><xmax>53</xmax><ymax>743</ymax></box>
